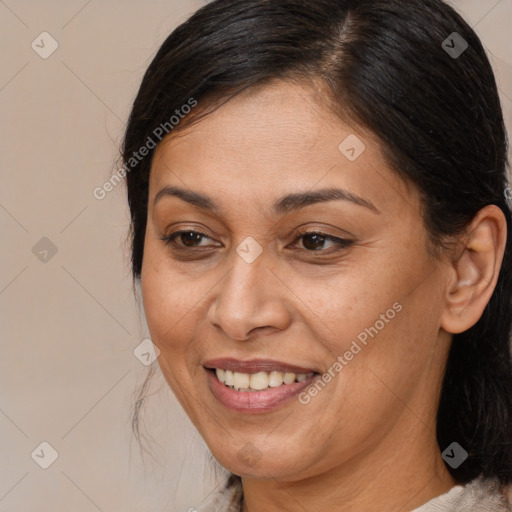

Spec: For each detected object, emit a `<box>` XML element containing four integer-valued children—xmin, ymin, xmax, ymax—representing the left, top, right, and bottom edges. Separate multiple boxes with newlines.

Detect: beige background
<box><xmin>0</xmin><ymin>1</ymin><xmax>511</xmax><ymax>511</ymax></box>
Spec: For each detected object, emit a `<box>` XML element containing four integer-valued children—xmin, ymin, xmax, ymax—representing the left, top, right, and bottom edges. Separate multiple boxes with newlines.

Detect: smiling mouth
<box><xmin>209</xmin><ymin>368</ymin><xmax>316</xmax><ymax>392</ymax></box>
<box><xmin>205</xmin><ymin>366</ymin><xmax>320</xmax><ymax>413</ymax></box>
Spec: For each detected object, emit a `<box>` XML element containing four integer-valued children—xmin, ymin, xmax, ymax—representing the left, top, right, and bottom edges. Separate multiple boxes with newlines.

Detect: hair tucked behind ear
<box><xmin>124</xmin><ymin>0</ymin><xmax>512</xmax><ymax>486</ymax></box>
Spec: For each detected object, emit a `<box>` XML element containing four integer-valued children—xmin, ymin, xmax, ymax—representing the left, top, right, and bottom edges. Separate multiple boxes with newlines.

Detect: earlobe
<box><xmin>441</xmin><ymin>205</ymin><xmax>507</xmax><ymax>334</ymax></box>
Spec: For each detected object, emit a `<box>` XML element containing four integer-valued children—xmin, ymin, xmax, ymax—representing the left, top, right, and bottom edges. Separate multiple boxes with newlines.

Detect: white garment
<box><xmin>196</xmin><ymin>474</ymin><xmax>512</xmax><ymax>511</ymax></box>
<box><xmin>412</xmin><ymin>476</ymin><xmax>512</xmax><ymax>512</ymax></box>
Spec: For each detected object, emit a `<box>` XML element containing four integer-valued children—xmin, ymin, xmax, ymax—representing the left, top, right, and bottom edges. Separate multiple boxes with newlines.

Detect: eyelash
<box><xmin>159</xmin><ymin>229</ymin><xmax>354</xmax><ymax>255</ymax></box>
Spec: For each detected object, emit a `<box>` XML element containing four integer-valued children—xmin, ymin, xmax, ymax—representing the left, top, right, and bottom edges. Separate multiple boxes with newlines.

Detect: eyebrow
<box><xmin>153</xmin><ymin>185</ymin><xmax>380</xmax><ymax>215</ymax></box>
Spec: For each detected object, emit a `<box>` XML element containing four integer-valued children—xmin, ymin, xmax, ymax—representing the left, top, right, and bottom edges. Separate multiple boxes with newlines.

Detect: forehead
<box><xmin>156</xmin><ymin>81</ymin><xmax>344</xmax><ymax>166</ymax></box>
<box><xmin>148</xmin><ymin>80</ymin><xmax>412</xmax><ymax>215</ymax></box>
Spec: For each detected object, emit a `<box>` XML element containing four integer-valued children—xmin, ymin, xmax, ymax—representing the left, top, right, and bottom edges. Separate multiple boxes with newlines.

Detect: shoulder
<box><xmin>411</xmin><ymin>476</ymin><xmax>512</xmax><ymax>512</ymax></box>
<box><xmin>193</xmin><ymin>474</ymin><xmax>512</xmax><ymax>512</ymax></box>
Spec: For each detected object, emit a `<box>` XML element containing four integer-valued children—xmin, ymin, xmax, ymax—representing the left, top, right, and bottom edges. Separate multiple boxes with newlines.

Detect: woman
<box><xmin>123</xmin><ymin>0</ymin><xmax>512</xmax><ymax>510</ymax></box>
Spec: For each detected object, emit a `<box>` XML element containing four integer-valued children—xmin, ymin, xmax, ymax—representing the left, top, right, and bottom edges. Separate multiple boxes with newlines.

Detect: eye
<box><xmin>160</xmin><ymin>229</ymin><xmax>353</xmax><ymax>255</ymax></box>
<box><xmin>290</xmin><ymin>231</ymin><xmax>354</xmax><ymax>253</ymax></box>
<box><xmin>160</xmin><ymin>230</ymin><xmax>219</xmax><ymax>249</ymax></box>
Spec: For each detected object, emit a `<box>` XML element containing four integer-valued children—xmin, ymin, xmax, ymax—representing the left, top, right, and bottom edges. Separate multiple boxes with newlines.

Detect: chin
<box><xmin>213</xmin><ymin>448</ymin><xmax>304</xmax><ymax>480</ymax></box>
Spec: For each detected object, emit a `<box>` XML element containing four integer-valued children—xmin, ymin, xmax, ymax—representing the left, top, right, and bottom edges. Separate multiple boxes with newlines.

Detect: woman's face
<box><xmin>141</xmin><ymin>80</ymin><xmax>453</xmax><ymax>481</ymax></box>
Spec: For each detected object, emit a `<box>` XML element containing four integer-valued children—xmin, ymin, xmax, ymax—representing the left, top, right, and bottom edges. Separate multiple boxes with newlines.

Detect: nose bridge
<box><xmin>208</xmin><ymin>239</ymin><xmax>289</xmax><ymax>339</ymax></box>
<box><xmin>219</xmin><ymin>232</ymin><xmax>268</xmax><ymax>291</ymax></box>
<box><xmin>222</xmin><ymin>243</ymin><xmax>270</xmax><ymax>309</ymax></box>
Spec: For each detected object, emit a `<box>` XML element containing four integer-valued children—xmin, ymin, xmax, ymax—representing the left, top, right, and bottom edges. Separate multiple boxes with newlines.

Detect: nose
<box><xmin>207</xmin><ymin>249</ymin><xmax>292</xmax><ymax>341</ymax></box>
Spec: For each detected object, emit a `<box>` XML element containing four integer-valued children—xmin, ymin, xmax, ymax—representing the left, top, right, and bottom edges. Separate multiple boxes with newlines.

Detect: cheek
<box><xmin>140</xmin><ymin>251</ymin><xmax>208</xmax><ymax>412</ymax></box>
<box><xmin>328</xmin><ymin>270</ymin><xmax>445</xmax><ymax>415</ymax></box>
<box><xmin>293</xmin><ymin>245</ymin><xmax>442</xmax><ymax>405</ymax></box>
<box><xmin>140</xmin><ymin>245</ymin><xmax>201</xmax><ymax>354</ymax></box>
<box><xmin>289</xmin><ymin>261</ymin><xmax>409</xmax><ymax>353</ymax></box>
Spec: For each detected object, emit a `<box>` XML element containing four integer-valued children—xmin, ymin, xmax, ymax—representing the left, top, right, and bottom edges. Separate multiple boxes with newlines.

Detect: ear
<box><xmin>441</xmin><ymin>205</ymin><xmax>507</xmax><ymax>334</ymax></box>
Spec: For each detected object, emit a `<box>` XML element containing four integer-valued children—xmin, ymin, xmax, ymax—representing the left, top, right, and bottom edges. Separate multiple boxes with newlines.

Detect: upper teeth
<box><xmin>215</xmin><ymin>369</ymin><xmax>314</xmax><ymax>391</ymax></box>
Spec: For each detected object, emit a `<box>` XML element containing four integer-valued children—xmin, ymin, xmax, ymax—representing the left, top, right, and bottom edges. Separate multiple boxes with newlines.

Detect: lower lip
<box><xmin>206</xmin><ymin>369</ymin><xmax>319</xmax><ymax>413</ymax></box>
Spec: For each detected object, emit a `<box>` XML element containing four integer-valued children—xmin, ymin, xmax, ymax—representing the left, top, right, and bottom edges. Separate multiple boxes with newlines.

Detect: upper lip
<box><xmin>203</xmin><ymin>358</ymin><xmax>318</xmax><ymax>374</ymax></box>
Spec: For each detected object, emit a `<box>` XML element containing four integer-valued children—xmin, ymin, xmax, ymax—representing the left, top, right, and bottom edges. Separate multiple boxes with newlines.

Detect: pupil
<box><xmin>303</xmin><ymin>234</ymin><xmax>325</xmax><ymax>250</ymax></box>
<box><xmin>182</xmin><ymin>232</ymin><xmax>201</xmax><ymax>246</ymax></box>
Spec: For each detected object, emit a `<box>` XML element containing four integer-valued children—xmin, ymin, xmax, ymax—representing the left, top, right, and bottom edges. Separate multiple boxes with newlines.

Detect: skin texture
<box><xmin>140</xmin><ymin>80</ymin><xmax>507</xmax><ymax>512</ymax></box>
